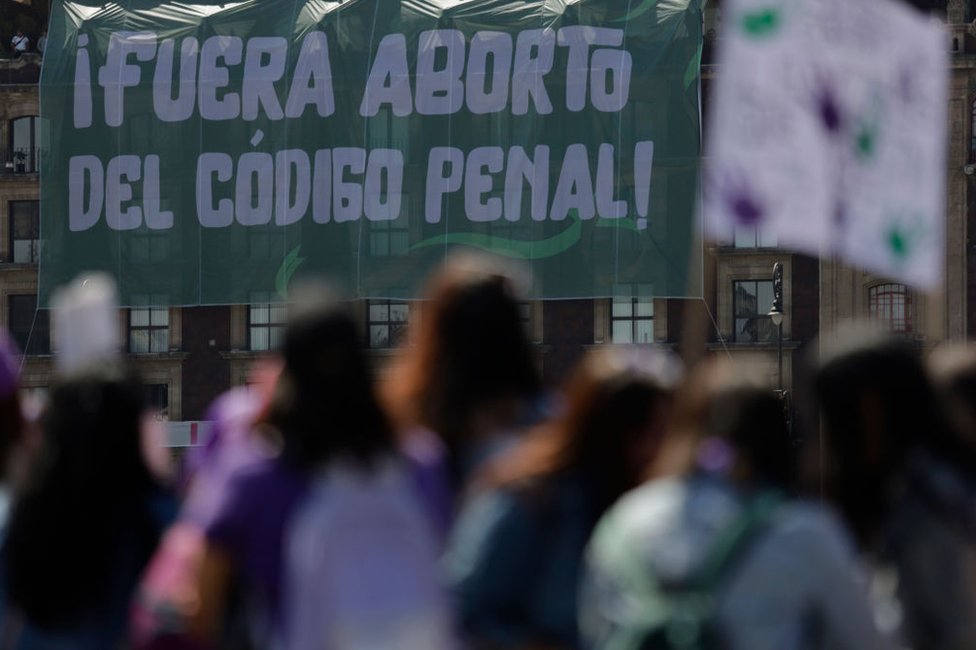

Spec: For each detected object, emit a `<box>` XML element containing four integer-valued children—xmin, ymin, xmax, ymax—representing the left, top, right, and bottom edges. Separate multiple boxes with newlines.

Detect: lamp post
<box><xmin>767</xmin><ymin>262</ymin><xmax>784</xmax><ymax>392</ymax></box>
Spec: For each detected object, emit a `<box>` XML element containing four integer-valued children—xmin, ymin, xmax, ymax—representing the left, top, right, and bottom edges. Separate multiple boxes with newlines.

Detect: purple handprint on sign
<box><xmin>812</xmin><ymin>77</ymin><xmax>845</xmax><ymax>136</ymax></box>
<box><xmin>712</xmin><ymin>168</ymin><xmax>767</xmax><ymax>227</ymax></box>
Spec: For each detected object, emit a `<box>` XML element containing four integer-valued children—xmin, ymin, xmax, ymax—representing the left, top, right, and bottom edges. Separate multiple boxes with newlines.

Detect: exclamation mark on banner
<box><xmin>73</xmin><ymin>34</ymin><xmax>92</xmax><ymax>128</ymax></box>
<box><xmin>634</xmin><ymin>141</ymin><xmax>654</xmax><ymax>231</ymax></box>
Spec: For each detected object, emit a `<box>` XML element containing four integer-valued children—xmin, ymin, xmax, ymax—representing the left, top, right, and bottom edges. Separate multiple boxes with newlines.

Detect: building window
<box><xmin>869</xmin><ymin>283</ymin><xmax>912</xmax><ymax>334</ymax></box>
<box><xmin>9</xmin><ymin>116</ymin><xmax>41</xmax><ymax>173</ymax></box>
<box><xmin>733</xmin><ymin>223</ymin><xmax>777</xmax><ymax>248</ymax></box>
<box><xmin>733</xmin><ymin>280</ymin><xmax>777</xmax><ymax>343</ymax></box>
<box><xmin>249</xmin><ymin>301</ymin><xmax>286</xmax><ymax>351</ymax></box>
<box><xmin>368</xmin><ymin>107</ymin><xmax>409</xmax><ymax>155</ymax></box>
<box><xmin>129</xmin><ymin>231</ymin><xmax>170</xmax><ymax>263</ymax></box>
<box><xmin>129</xmin><ymin>301</ymin><xmax>170</xmax><ymax>353</ymax></box>
<box><xmin>369</xmin><ymin>216</ymin><xmax>409</xmax><ymax>257</ymax></box>
<box><xmin>611</xmin><ymin>284</ymin><xmax>653</xmax><ymax>344</ymax></box>
<box><xmin>9</xmin><ymin>294</ymin><xmax>49</xmax><ymax>355</ymax></box>
<box><xmin>246</xmin><ymin>226</ymin><xmax>275</xmax><ymax>260</ymax></box>
<box><xmin>143</xmin><ymin>383</ymin><xmax>169</xmax><ymax>419</ymax></box>
<box><xmin>367</xmin><ymin>300</ymin><xmax>408</xmax><ymax>349</ymax></box>
<box><xmin>368</xmin><ymin>190</ymin><xmax>417</xmax><ymax>257</ymax></box>
<box><xmin>10</xmin><ymin>200</ymin><xmax>39</xmax><ymax>263</ymax></box>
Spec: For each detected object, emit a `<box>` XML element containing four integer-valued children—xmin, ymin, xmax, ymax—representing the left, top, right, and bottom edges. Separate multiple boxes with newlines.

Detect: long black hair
<box><xmin>814</xmin><ymin>329</ymin><xmax>971</xmax><ymax>547</ymax></box>
<box><xmin>4</xmin><ymin>362</ymin><xmax>166</xmax><ymax>628</ymax></box>
<box><xmin>264</xmin><ymin>292</ymin><xmax>393</xmax><ymax>470</ymax></box>
<box><xmin>385</xmin><ymin>256</ymin><xmax>541</xmax><ymax>481</ymax></box>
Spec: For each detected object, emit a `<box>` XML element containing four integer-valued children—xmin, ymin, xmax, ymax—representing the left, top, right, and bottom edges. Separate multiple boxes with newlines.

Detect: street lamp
<box><xmin>767</xmin><ymin>262</ymin><xmax>784</xmax><ymax>391</ymax></box>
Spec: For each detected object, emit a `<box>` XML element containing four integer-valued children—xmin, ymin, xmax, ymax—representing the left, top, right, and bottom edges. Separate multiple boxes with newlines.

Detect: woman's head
<box><xmin>485</xmin><ymin>346</ymin><xmax>679</xmax><ymax>512</ymax></box>
<box><xmin>5</xmin><ymin>361</ymin><xmax>158</xmax><ymax>627</ymax></box>
<box><xmin>386</xmin><ymin>254</ymin><xmax>540</xmax><ymax>450</ymax></box>
<box><xmin>265</xmin><ymin>287</ymin><xmax>392</xmax><ymax>469</ymax></box>
<box><xmin>41</xmin><ymin>362</ymin><xmax>151</xmax><ymax>488</ymax></box>
<box><xmin>661</xmin><ymin>359</ymin><xmax>793</xmax><ymax>491</ymax></box>
<box><xmin>813</xmin><ymin>326</ymin><xmax>954</xmax><ymax>545</ymax></box>
<box><xmin>815</xmin><ymin>328</ymin><xmax>941</xmax><ymax>476</ymax></box>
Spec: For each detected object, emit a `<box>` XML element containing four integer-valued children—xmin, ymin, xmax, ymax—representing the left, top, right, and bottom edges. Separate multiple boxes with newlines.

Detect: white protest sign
<box><xmin>704</xmin><ymin>0</ymin><xmax>948</xmax><ymax>288</ymax></box>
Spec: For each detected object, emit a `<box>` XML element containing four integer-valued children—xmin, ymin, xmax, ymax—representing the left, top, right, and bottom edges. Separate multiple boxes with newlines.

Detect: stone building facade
<box><xmin>0</xmin><ymin>0</ymin><xmax>971</xmax><ymax>443</ymax></box>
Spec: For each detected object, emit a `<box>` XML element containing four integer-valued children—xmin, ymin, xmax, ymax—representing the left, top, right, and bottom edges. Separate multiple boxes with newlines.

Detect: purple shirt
<box><xmin>204</xmin><ymin>458</ymin><xmax>308</xmax><ymax>629</ymax></box>
<box><xmin>183</xmin><ymin>388</ymin><xmax>268</xmax><ymax>525</ymax></box>
<box><xmin>400</xmin><ymin>427</ymin><xmax>454</xmax><ymax>543</ymax></box>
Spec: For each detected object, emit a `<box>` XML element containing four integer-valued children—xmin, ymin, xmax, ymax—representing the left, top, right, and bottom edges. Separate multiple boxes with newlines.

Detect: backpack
<box><xmin>586</xmin><ymin>490</ymin><xmax>782</xmax><ymax>650</ymax></box>
<box><xmin>276</xmin><ymin>457</ymin><xmax>453</xmax><ymax>650</ymax></box>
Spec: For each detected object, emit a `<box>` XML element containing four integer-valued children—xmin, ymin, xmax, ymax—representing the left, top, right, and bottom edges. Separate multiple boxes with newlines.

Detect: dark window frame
<box><xmin>368</xmin><ymin>211</ymin><xmax>410</xmax><ymax>257</ymax></box>
<box><xmin>868</xmin><ymin>283</ymin><xmax>913</xmax><ymax>334</ymax></box>
<box><xmin>9</xmin><ymin>115</ymin><xmax>40</xmax><ymax>174</ymax></box>
<box><xmin>143</xmin><ymin>383</ymin><xmax>170</xmax><ymax>419</ymax></box>
<box><xmin>248</xmin><ymin>300</ymin><xmax>286</xmax><ymax>352</ymax></box>
<box><xmin>9</xmin><ymin>294</ymin><xmax>49</xmax><ymax>355</ymax></box>
<box><xmin>128</xmin><ymin>302</ymin><xmax>170</xmax><ymax>354</ymax></box>
<box><xmin>367</xmin><ymin>299</ymin><xmax>409</xmax><ymax>349</ymax></box>
<box><xmin>9</xmin><ymin>199</ymin><xmax>39</xmax><ymax>264</ymax></box>
<box><xmin>732</xmin><ymin>279</ymin><xmax>777</xmax><ymax>343</ymax></box>
<box><xmin>610</xmin><ymin>284</ymin><xmax>654</xmax><ymax>344</ymax></box>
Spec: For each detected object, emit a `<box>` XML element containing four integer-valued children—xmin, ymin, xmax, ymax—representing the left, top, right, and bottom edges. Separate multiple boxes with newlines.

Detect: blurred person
<box><xmin>187</xmin><ymin>290</ymin><xmax>449</xmax><ymax>649</ymax></box>
<box><xmin>929</xmin><ymin>344</ymin><xmax>976</xmax><ymax>447</ymax></box>
<box><xmin>131</xmin><ymin>355</ymin><xmax>282</xmax><ymax>650</ymax></box>
<box><xmin>1</xmin><ymin>362</ymin><xmax>178</xmax><ymax>649</ymax></box>
<box><xmin>0</xmin><ymin>332</ymin><xmax>26</xmax><ymax>514</ymax></box>
<box><xmin>182</xmin><ymin>354</ymin><xmax>283</xmax><ymax>517</ymax></box>
<box><xmin>384</xmin><ymin>254</ymin><xmax>544</xmax><ymax>536</ymax></box>
<box><xmin>815</xmin><ymin>331</ymin><xmax>976</xmax><ymax>649</ymax></box>
<box><xmin>581</xmin><ymin>360</ymin><xmax>889</xmax><ymax>650</ymax></box>
<box><xmin>10</xmin><ymin>31</ymin><xmax>27</xmax><ymax>57</ymax></box>
<box><xmin>444</xmin><ymin>346</ymin><xmax>679</xmax><ymax>649</ymax></box>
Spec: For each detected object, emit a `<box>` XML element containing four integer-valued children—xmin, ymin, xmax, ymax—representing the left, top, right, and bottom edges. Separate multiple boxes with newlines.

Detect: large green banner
<box><xmin>40</xmin><ymin>0</ymin><xmax>703</xmax><ymax>306</ymax></box>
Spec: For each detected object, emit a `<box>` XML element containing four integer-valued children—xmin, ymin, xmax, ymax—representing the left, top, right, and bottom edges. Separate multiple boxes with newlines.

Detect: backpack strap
<box><xmin>687</xmin><ymin>489</ymin><xmax>783</xmax><ymax>592</ymax></box>
<box><xmin>593</xmin><ymin>488</ymin><xmax>783</xmax><ymax>650</ymax></box>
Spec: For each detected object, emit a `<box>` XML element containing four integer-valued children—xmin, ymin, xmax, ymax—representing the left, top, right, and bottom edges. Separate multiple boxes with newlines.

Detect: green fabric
<box><xmin>39</xmin><ymin>0</ymin><xmax>703</xmax><ymax>306</ymax></box>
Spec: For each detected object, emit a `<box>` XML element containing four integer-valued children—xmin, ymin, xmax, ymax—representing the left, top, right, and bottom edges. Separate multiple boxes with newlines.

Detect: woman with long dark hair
<box><xmin>444</xmin><ymin>346</ymin><xmax>677</xmax><ymax>649</ymax></box>
<box><xmin>815</xmin><ymin>331</ymin><xmax>976</xmax><ymax>649</ymax></box>
<box><xmin>582</xmin><ymin>360</ymin><xmax>888</xmax><ymax>650</ymax></box>
<box><xmin>189</xmin><ymin>290</ymin><xmax>448</xmax><ymax>649</ymax></box>
<box><xmin>384</xmin><ymin>255</ymin><xmax>543</xmax><ymax>535</ymax></box>
<box><xmin>2</xmin><ymin>362</ymin><xmax>176</xmax><ymax>649</ymax></box>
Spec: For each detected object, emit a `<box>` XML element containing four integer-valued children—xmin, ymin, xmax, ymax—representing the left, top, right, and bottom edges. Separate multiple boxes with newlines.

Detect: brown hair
<box><xmin>384</xmin><ymin>255</ymin><xmax>541</xmax><ymax>479</ymax></box>
<box><xmin>652</xmin><ymin>358</ymin><xmax>793</xmax><ymax>490</ymax></box>
<box><xmin>265</xmin><ymin>289</ymin><xmax>393</xmax><ymax>470</ymax></box>
<box><xmin>479</xmin><ymin>346</ymin><xmax>676</xmax><ymax>515</ymax></box>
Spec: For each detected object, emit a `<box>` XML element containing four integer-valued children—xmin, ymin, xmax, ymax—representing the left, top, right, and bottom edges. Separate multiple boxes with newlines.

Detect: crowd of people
<box><xmin>0</xmin><ymin>257</ymin><xmax>971</xmax><ymax>649</ymax></box>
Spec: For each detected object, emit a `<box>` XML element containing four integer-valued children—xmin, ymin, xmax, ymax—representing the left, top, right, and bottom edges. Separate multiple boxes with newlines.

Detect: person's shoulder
<box><xmin>449</xmin><ymin>482</ymin><xmax>541</xmax><ymax>547</ymax></box>
<box><xmin>589</xmin><ymin>478</ymin><xmax>703</xmax><ymax>564</ymax></box>
<box><xmin>772</xmin><ymin>499</ymin><xmax>850</xmax><ymax>536</ymax></box>
<box><xmin>761</xmin><ymin>499</ymin><xmax>859</xmax><ymax>560</ymax></box>
<box><xmin>604</xmin><ymin>476</ymin><xmax>736</xmax><ymax>539</ymax></box>
<box><xmin>226</xmin><ymin>457</ymin><xmax>306</xmax><ymax>504</ymax></box>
